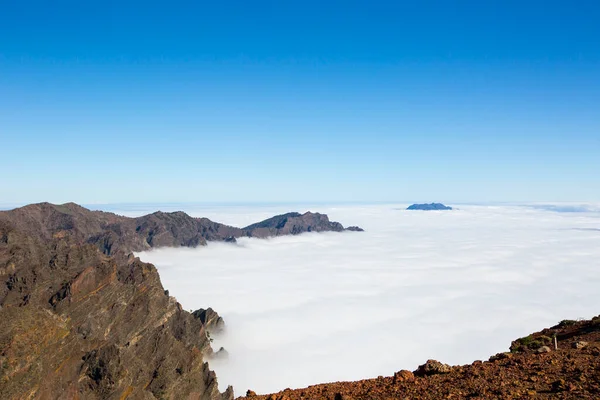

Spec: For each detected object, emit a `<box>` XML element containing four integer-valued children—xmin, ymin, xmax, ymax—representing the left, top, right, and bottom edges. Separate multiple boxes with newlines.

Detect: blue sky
<box><xmin>1</xmin><ymin>1</ymin><xmax>599</xmax><ymax>205</ymax></box>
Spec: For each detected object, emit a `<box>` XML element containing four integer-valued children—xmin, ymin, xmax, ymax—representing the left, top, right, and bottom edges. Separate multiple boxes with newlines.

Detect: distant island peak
<box><xmin>407</xmin><ymin>203</ymin><xmax>453</xmax><ymax>211</ymax></box>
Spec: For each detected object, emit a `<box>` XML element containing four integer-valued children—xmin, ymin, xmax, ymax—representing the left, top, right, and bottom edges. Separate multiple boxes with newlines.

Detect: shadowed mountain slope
<box><xmin>0</xmin><ymin>202</ymin><xmax>362</xmax><ymax>256</ymax></box>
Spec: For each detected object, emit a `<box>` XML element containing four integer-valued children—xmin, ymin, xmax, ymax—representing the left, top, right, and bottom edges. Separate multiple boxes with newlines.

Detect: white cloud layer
<box><xmin>136</xmin><ymin>204</ymin><xmax>600</xmax><ymax>395</ymax></box>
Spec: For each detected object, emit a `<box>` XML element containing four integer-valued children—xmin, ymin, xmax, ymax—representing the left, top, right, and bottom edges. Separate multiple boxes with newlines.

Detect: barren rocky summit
<box><xmin>0</xmin><ymin>202</ymin><xmax>361</xmax><ymax>400</ymax></box>
<box><xmin>238</xmin><ymin>317</ymin><xmax>600</xmax><ymax>399</ymax></box>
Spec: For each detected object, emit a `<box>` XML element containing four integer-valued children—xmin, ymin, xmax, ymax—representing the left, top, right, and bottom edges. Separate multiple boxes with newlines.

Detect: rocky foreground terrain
<box><xmin>239</xmin><ymin>317</ymin><xmax>600</xmax><ymax>400</ymax></box>
<box><xmin>0</xmin><ymin>202</ymin><xmax>361</xmax><ymax>400</ymax></box>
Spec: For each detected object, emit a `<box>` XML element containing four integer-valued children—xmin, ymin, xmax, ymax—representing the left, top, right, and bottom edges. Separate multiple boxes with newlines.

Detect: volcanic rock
<box><xmin>193</xmin><ymin>307</ymin><xmax>226</xmax><ymax>333</ymax></box>
<box><xmin>393</xmin><ymin>369</ymin><xmax>415</xmax><ymax>382</ymax></box>
<box><xmin>0</xmin><ymin>202</ymin><xmax>360</xmax><ymax>399</ymax></box>
<box><xmin>414</xmin><ymin>359</ymin><xmax>452</xmax><ymax>376</ymax></box>
<box><xmin>236</xmin><ymin>315</ymin><xmax>600</xmax><ymax>400</ymax></box>
<box><xmin>536</xmin><ymin>345</ymin><xmax>552</xmax><ymax>353</ymax></box>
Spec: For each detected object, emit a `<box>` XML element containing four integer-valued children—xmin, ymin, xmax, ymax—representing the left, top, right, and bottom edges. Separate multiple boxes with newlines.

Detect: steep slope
<box><xmin>0</xmin><ymin>203</ymin><xmax>362</xmax><ymax>399</ymax></box>
<box><xmin>238</xmin><ymin>317</ymin><xmax>600</xmax><ymax>399</ymax></box>
<box><xmin>0</xmin><ymin>218</ymin><xmax>232</xmax><ymax>400</ymax></box>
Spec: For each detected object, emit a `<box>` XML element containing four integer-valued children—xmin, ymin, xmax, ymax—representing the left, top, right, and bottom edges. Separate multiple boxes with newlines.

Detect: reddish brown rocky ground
<box><xmin>238</xmin><ymin>317</ymin><xmax>600</xmax><ymax>400</ymax></box>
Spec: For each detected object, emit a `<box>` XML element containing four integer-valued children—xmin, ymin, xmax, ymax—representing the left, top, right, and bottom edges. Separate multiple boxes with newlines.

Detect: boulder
<box><xmin>414</xmin><ymin>359</ymin><xmax>452</xmax><ymax>376</ymax></box>
<box><xmin>536</xmin><ymin>346</ymin><xmax>552</xmax><ymax>353</ymax></box>
<box><xmin>393</xmin><ymin>370</ymin><xmax>415</xmax><ymax>382</ymax></box>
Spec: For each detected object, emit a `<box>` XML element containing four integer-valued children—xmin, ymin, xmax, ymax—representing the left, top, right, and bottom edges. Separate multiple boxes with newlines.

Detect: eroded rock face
<box><xmin>0</xmin><ymin>222</ymin><xmax>232</xmax><ymax>400</ymax></box>
<box><xmin>0</xmin><ymin>203</ymin><xmax>361</xmax><ymax>399</ymax></box>
<box><xmin>193</xmin><ymin>308</ymin><xmax>226</xmax><ymax>333</ymax></box>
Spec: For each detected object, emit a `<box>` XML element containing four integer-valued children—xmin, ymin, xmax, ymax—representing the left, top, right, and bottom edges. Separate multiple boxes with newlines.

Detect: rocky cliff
<box><xmin>0</xmin><ymin>203</ymin><xmax>362</xmax><ymax>399</ymax></box>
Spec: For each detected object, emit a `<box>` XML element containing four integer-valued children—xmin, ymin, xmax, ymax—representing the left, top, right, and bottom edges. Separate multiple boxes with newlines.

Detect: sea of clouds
<box><xmin>132</xmin><ymin>203</ymin><xmax>600</xmax><ymax>395</ymax></box>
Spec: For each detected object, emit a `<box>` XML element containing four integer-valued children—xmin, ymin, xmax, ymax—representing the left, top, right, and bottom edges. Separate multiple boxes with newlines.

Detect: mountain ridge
<box><xmin>0</xmin><ymin>202</ymin><xmax>363</xmax><ymax>256</ymax></box>
<box><xmin>0</xmin><ymin>202</ymin><xmax>362</xmax><ymax>400</ymax></box>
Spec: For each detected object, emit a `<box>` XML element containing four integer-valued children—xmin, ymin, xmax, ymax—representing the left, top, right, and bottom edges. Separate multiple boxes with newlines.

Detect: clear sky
<box><xmin>1</xmin><ymin>1</ymin><xmax>599</xmax><ymax>205</ymax></box>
